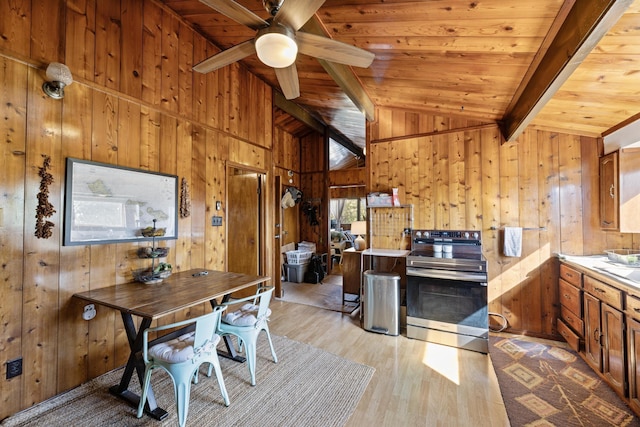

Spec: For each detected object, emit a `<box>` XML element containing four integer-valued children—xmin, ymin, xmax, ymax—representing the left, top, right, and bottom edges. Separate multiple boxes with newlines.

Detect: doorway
<box><xmin>227</xmin><ymin>166</ymin><xmax>265</xmax><ymax>298</ymax></box>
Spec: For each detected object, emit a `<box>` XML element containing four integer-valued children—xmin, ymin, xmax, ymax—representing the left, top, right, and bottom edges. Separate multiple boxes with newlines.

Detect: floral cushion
<box><xmin>149</xmin><ymin>332</ymin><xmax>220</xmax><ymax>364</ymax></box>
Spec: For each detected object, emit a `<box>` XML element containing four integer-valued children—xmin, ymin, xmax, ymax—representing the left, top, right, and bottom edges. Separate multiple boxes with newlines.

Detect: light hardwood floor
<box><xmin>268</xmin><ymin>299</ymin><xmax>510</xmax><ymax>426</ymax></box>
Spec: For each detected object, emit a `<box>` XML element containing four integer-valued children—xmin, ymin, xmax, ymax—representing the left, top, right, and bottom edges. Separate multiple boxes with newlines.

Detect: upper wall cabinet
<box><xmin>601</xmin><ymin>149</ymin><xmax>640</xmax><ymax>232</ymax></box>
<box><xmin>600</xmin><ymin>152</ymin><xmax>618</xmax><ymax>230</ymax></box>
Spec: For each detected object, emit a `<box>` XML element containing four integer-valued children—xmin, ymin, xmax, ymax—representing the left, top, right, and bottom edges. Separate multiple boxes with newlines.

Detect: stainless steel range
<box><xmin>406</xmin><ymin>229</ymin><xmax>489</xmax><ymax>353</ymax></box>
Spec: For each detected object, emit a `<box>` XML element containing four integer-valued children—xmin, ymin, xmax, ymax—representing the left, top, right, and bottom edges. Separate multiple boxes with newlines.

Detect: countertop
<box><xmin>559</xmin><ymin>254</ymin><xmax>640</xmax><ymax>289</ymax></box>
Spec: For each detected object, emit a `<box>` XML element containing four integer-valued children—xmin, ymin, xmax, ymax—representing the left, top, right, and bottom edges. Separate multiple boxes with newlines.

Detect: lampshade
<box><xmin>255</xmin><ymin>25</ymin><xmax>298</xmax><ymax>68</ymax></box>
<box><xmin>351</xmin><ymin>221</ymin><xmax>367</xmax><ymax>251</ymax></box>
<box><xmin>42</xmin><ymin>62</ymin><xmax>73</xmax><ymax>99</ymax></box>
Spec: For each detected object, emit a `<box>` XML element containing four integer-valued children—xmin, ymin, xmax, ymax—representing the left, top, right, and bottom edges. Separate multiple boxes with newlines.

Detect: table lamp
<box><xmin>351</xmin><ymin>221</ymin><xmax>367</xmax><ymax>250</ymax></box>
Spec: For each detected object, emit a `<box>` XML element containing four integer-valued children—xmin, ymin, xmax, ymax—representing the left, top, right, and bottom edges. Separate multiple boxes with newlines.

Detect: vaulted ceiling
<box><xmin>160</xmin><ymin>0</ymin><xmax>640</xmax><ymax>150</ymax></box>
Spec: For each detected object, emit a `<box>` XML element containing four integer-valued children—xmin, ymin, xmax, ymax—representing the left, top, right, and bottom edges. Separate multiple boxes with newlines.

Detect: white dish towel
<box><xmin>503</xmin><ymin>227</ymin><xmax>523</xmax><ymax>257</ymax></box>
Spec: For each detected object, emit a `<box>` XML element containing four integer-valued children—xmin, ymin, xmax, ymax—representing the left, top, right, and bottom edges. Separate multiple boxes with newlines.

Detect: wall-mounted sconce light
<box><xmin>42</xmin><ymin>62</ymin><xmax>73</xmax><ymax>99</ymax></box>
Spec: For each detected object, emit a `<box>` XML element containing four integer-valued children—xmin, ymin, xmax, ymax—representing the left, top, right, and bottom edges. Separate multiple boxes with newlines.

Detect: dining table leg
<box><xmin>109</xmin><ymin>313</ymin><xmax>168</xmax><ymax>421</ymax></box>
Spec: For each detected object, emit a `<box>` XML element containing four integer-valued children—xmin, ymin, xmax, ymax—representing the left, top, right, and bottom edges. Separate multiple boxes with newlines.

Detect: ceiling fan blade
<box><xmin>275</xmin><ymin>64</ymin><xmax>300</xmax><ymax>99</ymax></box>
<box><xmin>199</xmin><ymin>0</ymin><xmax>268</xmax><ymax>30</ymax></box>
<box><xmin>193</xmin><ymin>40</ymin><xmax>256</xmax><ymax>73</ymax></box>
<box><xmin>296</xmin><ymin>32</ymin><xmax>375</xmax><ymax>68</ymax></box>
<box><xmin>274</xmin><ymin>0</ymin><xmax>326</xmax><ymax>31</ymax></box>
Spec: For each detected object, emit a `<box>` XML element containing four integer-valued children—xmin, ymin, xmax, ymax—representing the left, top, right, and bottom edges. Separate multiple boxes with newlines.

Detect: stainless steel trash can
<box><xmin>363</xmin><ymin>270</ymin><xmax>401</xmax><ymax>336</ymax></box>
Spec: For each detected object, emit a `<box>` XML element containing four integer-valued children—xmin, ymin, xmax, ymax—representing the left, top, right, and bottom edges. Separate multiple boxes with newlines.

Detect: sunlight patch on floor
<box><xmin>422</xmin><ymin>342</ymin><xmax>460</xmax><ymax>385</ymax></box>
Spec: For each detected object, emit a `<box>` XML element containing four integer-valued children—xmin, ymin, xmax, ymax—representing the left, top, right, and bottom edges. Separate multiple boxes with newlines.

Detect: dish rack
<box><xmin>606</xmin><ymin>249</ymin><xmax>640</xmax><ymax>267</ymax></box>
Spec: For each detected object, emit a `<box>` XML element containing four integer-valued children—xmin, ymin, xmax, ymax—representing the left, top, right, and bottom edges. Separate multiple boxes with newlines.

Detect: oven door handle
<box><xmin>406</xmin><ymin>267</ymin><xmax>487</xmax><ymax>284</ymax></box>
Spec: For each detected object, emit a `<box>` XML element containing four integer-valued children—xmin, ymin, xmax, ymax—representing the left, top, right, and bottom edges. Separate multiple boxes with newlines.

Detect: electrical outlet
<box><xmin>6</xmin><ymin>358</ymin><xmax>22</xmax><ymax>379</ymax></box>
<box><xmin>211</xmin><ymin>216</ymin><xmax>223</xmax><ymax>226</ymax></box>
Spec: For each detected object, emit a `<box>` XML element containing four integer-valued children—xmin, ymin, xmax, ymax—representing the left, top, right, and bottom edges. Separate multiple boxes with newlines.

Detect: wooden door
<box><xmin>584</xmin><ymin>292</ymin><xmax>602</xmax><ymax>371</ymax></box>
<box><xmin>228</xmin><ymin>168</ymin><xmax>261</xmax><ymax>297</ymax></box>
<box><xmin>602</xmin><ymin>303</ymin><xmax>626</xmax><ymax>396</ymax></box>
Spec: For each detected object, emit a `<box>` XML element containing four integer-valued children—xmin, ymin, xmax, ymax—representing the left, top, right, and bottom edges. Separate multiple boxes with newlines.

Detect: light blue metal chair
<box><xmin>216</xmin><ymin>286</ymin><xmax>278</xmax><ymax>386</ymax></box>
<box><xmin>137</xmin><ymin>306</ymin><xmax>230</xmax><ymax>427</ymax></box>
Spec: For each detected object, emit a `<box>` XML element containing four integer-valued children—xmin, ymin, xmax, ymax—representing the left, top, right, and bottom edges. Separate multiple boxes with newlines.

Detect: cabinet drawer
<box><xmin>557</xmin><ymin>319</ymin><xmax>581</xmax><ymax>352</ymax></box>
<box><xmin>584</xmin><ymin>276</ymin><xmax>623</xmax><ymax>310</ymax></box>
<box><xmin>560</xmin><ymin>305</ymin><xmax>584</xmax><ymax>336</ymax></box>
<box><xmin>559</xmin><ymin>278</ymin><xmax>582</xmax><ymax>317</ymax></box>
<box><xmin>560</xmin><ymin>264</ymin><xmax>582</xmax><ymax>287</ymax></box>
<box><xmin>627</xmin><ymin>294</ymin><xmax>640</xmax><ymax>319</ymax></box>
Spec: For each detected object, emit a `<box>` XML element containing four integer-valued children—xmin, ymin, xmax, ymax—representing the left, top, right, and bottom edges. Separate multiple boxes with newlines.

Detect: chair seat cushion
<box><xmin>149</xmin><ymin>332</ymin><xmax>221</xmax><ymax>363</ymax></box>
<box><xmin>221</xmin><ymin>303</ymin><xmax>272</xmax><ymax>327</ymax></box>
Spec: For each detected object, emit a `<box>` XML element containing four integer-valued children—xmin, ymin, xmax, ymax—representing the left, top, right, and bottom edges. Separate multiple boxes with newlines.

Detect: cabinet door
<box><xmin>584</xmin><ymin>292</ymin><xmax>602</xmax><ymax>371</ymax></box>
<box><xmin>341</xmin><ymin>250</ymin><xmax>361</xmax><ymax>295</ymax></box>
<box><xmin>600</xmin><ymin>151</ymin><xmax>618</xmax><ymax>230</ymax></box>
<box><xmin>602</xmin><ymin>303</ymin><xmax>626</xmax><ymax>396</ymax></box>
<box><xmin>628</xmin><ymin>317</ymin><xmax>640</xmax><ymax>413</ymax></box>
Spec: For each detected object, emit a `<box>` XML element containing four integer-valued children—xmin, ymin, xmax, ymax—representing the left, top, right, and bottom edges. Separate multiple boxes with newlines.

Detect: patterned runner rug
<box><xmin>2</xmin><ymin>335</ymin><xmax>374</xmax><ymax>427</ymax></box>
<box><xmin>490</xmin><ymin>334</ymin><xmax>639</xmax><ymax>426</ymax></box>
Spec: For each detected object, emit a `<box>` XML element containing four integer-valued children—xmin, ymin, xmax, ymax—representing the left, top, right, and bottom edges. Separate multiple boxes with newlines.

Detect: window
<box><xmin>330</xmin><ymin>198</ymin><xmax>366</xmax><ymax>229</ymax></box>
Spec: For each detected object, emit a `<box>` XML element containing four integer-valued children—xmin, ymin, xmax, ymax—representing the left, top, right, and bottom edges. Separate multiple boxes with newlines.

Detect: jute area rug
<box><xmin>279</xmin><ymin>274</ymin><xmax>358</xmax><ymax>314</ymax></box>
<box><xmin>2</xmin><ymin>335</ymin><xmax>374</xmax><ymax>427</ymax></box>
<box><xmin>490</xmin><ymin>334</ymin><xmax>639</xmax><ymax>426</ymax></box>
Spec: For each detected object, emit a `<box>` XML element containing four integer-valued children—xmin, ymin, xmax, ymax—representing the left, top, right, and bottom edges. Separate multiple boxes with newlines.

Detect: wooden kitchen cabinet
<box><xmin>557</xmin><ymin>265</ymin><xmax>583</xmax><ymax>351</ymax></box>
<box><xmin>627</xmin><ymin>315</ymin><xmax>640</xmax><ymax>414</ymax></box>
<box><xmin>600</xmin><ymin>149</ymin><xmax>640</xmax><ymax>232</ymax></box>
<box><xmin>342</xmin><ymin>248</ymin><xmax>362</xmax><ymax>302</ymax></box>
<box><xmin>583</xmin><ymin>276</ymin><xmax>626</xmax><ymax>397</ymax></box>
<box><xmin>600</xmin><ymin>151</ymin><xmax>618</xmax><ymax>230</ymax></box>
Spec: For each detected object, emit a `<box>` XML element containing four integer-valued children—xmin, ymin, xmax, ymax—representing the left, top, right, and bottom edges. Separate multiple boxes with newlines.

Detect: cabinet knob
<box><xmin>609</xmin><ymin>184</ymin><xmax>615</xmax><ymax>198</ymax></box>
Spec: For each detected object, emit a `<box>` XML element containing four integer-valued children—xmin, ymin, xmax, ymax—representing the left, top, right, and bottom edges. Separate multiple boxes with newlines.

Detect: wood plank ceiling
<box><xmin>160</xmin><ymin>0</ymin><xmax>640</xmax><ymax>149</ymax></box>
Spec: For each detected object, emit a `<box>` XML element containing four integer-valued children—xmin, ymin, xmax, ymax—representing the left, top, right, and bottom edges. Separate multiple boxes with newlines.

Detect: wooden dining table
<box><xmin>73</xmin><ymin>268</ymin><xmax>270</xmax><ymax>420</ymax></box>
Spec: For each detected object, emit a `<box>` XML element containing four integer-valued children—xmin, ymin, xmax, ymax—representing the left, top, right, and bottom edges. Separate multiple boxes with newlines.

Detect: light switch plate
<box><xmin>212</xmin><ymin>216</ymin><xmax>223</xmax><ymax>226</ymax></box>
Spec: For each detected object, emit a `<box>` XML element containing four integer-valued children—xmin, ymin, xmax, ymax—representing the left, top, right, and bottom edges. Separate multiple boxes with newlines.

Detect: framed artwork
<box><xmin>63</xmin><ymin>158</ymin><xmax>178</xmax><ymax>245</ymax></box>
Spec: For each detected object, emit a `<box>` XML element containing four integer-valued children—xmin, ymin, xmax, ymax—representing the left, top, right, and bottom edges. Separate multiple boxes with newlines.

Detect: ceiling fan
<box><xmin>193</xmin><ymin>0</ymin><xmax>375</xmax><ymax>100</ymax></box>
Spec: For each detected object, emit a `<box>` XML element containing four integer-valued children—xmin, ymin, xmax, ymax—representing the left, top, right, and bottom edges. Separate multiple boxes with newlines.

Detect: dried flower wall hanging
<box><xmin>180</xmin><ymin>177</ymin><xmax>191</xmax><ymax>218</ymax></box>
<box><xmin>35</xmin><ymin>155</ymin><xmax>56</xmax><ymax>239</ymax></box>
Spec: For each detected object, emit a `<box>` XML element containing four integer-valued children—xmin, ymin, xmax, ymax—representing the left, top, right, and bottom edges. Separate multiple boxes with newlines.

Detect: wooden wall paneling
<box><xmin>405</xmin><ymin>137</ymin><xmax>420</xmax><ymax>219</ymax></box>
<box><xmin>120</xmin><ymin>0</ymin><xmax>143</xmax><ymax>99</ymax></box>
<box><xmin>498</xmin><ymin>141</ymin><xmax>521</xmax><ymax>331</ymax></box>
<box><xmin>0</xmin><ymin>59</ymin><xmax>27</xmax><ymax>420</ymax></box>
<box><xmin>142</xmin><ymin>0</ymin><xmax>162</xmax><ymax>106</ymax></box>
<box><xmin>65</xmin><ymin>0</ymin><xmax>96</xmax><ymax>81</ymax></box>
<box><xmin>537</xmin><ymin>130</ymin><xmax>561</xmax><ymax>336</ymax></box>
<box><xmin>22</xmin><ymin>68</ymin><xmax>62</xmax><ymax>408</ymax></box>
<box><xmin>433</xmin><ymin>134</ymin><xmax>450</xmax><ymax>229</ymax></box>
<box><xmin>390</xmin><ymin>137</ymin><xmax>405</xmax><ymax>204</ymax></box>
<box><xmin>263</xmin><ymin>85</ymin><xmax>273</xmax><ymax>149</ymax></box>
<box><xmin>228</xmin><ymin>64</ymin><xmax>242</xmax><ymax>139</ymax></box>
<box><xmin>57</xmin><ymin>82</ymin><xmax>93</xmax><ymax>393</ymax></box>
<box><xmin>206</xmin><ymin>131</ymin><xmax>227</xmax><ymax>271</ymax></box>
<box><xmin>176</xmin><ymin>119</ymin><xmax>193</xmax><ymax>272</ymax></box>
<box><xmin>95</xmin><ymin>0</ymin><xmax>121</xmax><ymax>91</ymax></box>
<box><xmin>558</xmin><ymin>134</ymin><xmax>584</xmax><ymax>254</ymax></box>
<box><xmin>448</xmin><ymin>132</ymin><xmax>466</xmax><ymax>230</ymax></box>
<box><xmin>518</xmin><ymin>130</ymin><xmax>543</xmax><ymax>334</ymax></box>
<box><xmin>229</xmin><ymin>139</ymin><xmax>266</xmax><ymax>170</ymax></box>
<box><xmin>178</xmin><ymin>21</ymin><xmax>193</xmax><ymax>117</ymax></box>
<box><xmin>480</xmin><ymin>128</ymin><xmax>502</xmax><ymax>328</ymax></box>
<box><xmin>161</xmin><ymin>10</ymin><xmax>179</xmax><ymax>113</ymax></box>
<box><xmin>0</xmin><ymin>0</ymin><xmax>31</xmax><ymax>58</ymax></box>
<box><xmin>91</xmin><ymin>91</ymin><xmax>118</xmax><ymax>164</ymax></box>
<box><xmin>370</xmin><ymin>142</ymin><xmax>389</xmax><ymax>193</ymax></box>
<box><xmin>190</xmin><ymin>124</ymin><xmax>206</xmax><ymax>269</ymax></box>
<box><xmin>417</xmin><ymin>136</ymin><xmax>434</xmax><ymax>229</ymax></box>
<box><xmin>464</xmin><ymin>130</ymin><xmax>483</xmax><ymax>231</ymax></box>
<box><xmin>30</xmin><ymin>0</ymin><xmax>64</xmax><ymax>63</ymax></box>
<box><xmin>192</xmin><ymin>34</ymin><xmax>208</xmax><ymax>124</ymax></box>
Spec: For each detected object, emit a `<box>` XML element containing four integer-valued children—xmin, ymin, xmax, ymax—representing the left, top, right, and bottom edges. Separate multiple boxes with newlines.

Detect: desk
<box><xmin>73</xmin><ymin>269</ymin><xmax>269</xmax><ymax>420</ymax></box>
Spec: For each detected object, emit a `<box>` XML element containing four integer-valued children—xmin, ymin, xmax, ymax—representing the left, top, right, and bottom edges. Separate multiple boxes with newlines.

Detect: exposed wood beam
<box><xmin>500</xmin><ymin>0</ymin><xmax>633</xmax><ymax>142</ymax></box>
<box><xmin>301</xmin><ymin>16</ymin><xmax>376</xmax><ymax>122</ymax></box>
<box><xmin>274</xmin><ymin>91</ymin><xmax>326</xmax><ymax>134</ymax></box>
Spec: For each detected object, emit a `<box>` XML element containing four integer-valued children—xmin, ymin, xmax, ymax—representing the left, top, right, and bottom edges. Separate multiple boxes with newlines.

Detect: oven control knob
<box><xmin>423</xmin><ymin>231</ymin><xmax>429</xmax><ymax>238</ymax></box>
<box><xmin>464</xmin><ymin>232</ymin><xmax>470</xmax><ymax>239</ymax></box>
<box><xmin>473</xmin><ymin>232</ymin><xmax>479</xmax><ymax>239</ymax></box>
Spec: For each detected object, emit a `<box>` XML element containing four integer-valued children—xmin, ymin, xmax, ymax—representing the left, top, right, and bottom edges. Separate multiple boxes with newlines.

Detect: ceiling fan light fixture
<box><xmin>255</xmin><ymin>25</ymin><xmax>298</xmax><ymax>68</ymax></box>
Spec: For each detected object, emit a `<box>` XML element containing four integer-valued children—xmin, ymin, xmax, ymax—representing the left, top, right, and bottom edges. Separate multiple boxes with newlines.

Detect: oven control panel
<box><xmin>412</xmin><ymin>229</ymin><xmax>481</xmax><ymax>242</ymax></box>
